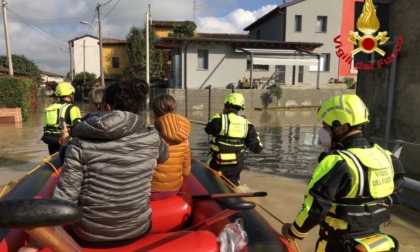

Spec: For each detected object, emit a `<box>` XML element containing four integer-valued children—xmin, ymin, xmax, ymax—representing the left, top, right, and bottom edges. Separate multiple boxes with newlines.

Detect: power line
<box><xmin>103</xmin><ymin>0</ymin><xmax>120</xmax><ymax>19</ymax></box>
<box><xmin>6</xmin><ymin>6</ymin><xmax>67</xmax><ymax>44</ymax></box>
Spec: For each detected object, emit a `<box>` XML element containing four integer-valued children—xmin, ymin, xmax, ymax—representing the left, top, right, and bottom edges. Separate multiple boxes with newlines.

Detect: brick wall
<box><xmin>0</xmin><ymin>108</ymin><xmax>22</xmax><ymax>123</ymax></box>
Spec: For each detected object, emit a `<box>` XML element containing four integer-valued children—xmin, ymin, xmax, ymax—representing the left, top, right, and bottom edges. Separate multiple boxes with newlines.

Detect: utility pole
<box><xmin>83</xmin><ymin>39</ymin><xmax>86</xmax><ymax>84</ymax></box>
<box><xmin>96</xmin><ymin>3</ymin><xmax>105</xmax><ymax>87</ymax></box>
<box><xmin>69</xmin><ymin>41</ymin><xmax>73</xmax><ymax>81</ymax></box>
<box><xmin>146</xmin><ymin>5</ymin><xmax>150</xmax><ymax>86</ymax></box>
<box><xmin>145</xmin><ymin>4</ymin><xmax>150</xmax><ymax>110</ymax></box>
<box><xmin>2</xmin><ymin>0</ymin><xmax>13</xmax><ymax>76</ymax></box>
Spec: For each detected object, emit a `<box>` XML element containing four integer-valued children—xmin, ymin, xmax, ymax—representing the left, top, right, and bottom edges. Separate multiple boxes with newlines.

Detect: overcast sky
<box><xmin>0</xmin><ymin>0</ymin><xmax>287</xmax><ymax>76</ymax></box>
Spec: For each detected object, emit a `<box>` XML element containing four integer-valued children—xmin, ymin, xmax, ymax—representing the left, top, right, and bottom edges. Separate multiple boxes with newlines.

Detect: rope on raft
<box><xmin>195</xmin><ymin>158</ymin><xmax>302</xmax><ymax>252</ymax></box>
<box><xmin>0</xmin><ymin>153</ymin><xmax>60</xmax><ymax>198</ymax></box>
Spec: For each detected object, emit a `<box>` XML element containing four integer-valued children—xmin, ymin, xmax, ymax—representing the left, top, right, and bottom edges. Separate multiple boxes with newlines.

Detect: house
<box><xmin>102</xmin><ymin>38</ymin><xmax>129</xmax><ymax>78</ymax></box>
<box><xmin>151</xmin><ymin>20</ymin><xmax>197</xmax><ymax>38</ymax></box>
<box><xmin>69</xmin><ymin>35</ymin><xmax>128</xmax><ymax>82</ymax></box>
<box><xmin>0</xmin><ymin>66</ymin><xmax>11</xmax><ymax>75</ymax></box>
<box><xmin>154</xmin><ymin>34</ymin><xmax>322</xmax><ymax>89</ymax></box>
<box><xmin>69</xmin><ymin>35</ymin><xmax>101</xmax><ymax>78</ymax></box>
<box><xmin>243</xmin><ymin>0</ymin><xmax>345</xmax><ymax>85</ymax></box>
<box><xmin>40</xmin><ymin>70</ymin><xmax>64</xmax><ymax>84</ymax></box>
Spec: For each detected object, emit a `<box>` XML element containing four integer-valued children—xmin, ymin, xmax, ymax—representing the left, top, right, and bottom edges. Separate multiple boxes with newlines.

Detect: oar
<box><xmin>193</xmin><ymin>191</ymin><xmax>267</xmax><ymax>199</ymax></box>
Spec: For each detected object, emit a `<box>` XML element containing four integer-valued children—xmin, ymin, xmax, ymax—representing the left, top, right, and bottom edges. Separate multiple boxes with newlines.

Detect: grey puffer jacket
<box><xmin>52</xmin><ymin>111</ymin><xmax>168</xmax><ymax>242</ymax></box>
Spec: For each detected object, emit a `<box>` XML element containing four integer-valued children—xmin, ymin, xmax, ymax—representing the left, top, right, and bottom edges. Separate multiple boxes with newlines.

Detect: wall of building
<box><xmin>285</xmin><ymin>0</ymin><xmax>343</xmax><ymax>85</ymax></box>
<box><xmin>73</xmin><ymin>37</ymin><xmax>100</xmax><ymax>77</ymax></box>
<box><xmin>180</xmin><ymin>43</ymin><xmax>331</xmax><ymax>89</ymax></box>
<box><xmin>103</xmin><ymin>44</ymin><xmax>128</xmax><ymax>77</ymax></box>
<box><xmin>357</xmin><ymin>0</ymin><xmax>420</xmax><ymax>179</ymax></box>
<box><xmin>184</xmin><ymin>44</ymin><xmax>246</xmax><ymax>89</ymax></box>
<box><xmin>338</xmin><ymin>0</ymin><xmax>363</xmax><ymax>78</ymax></box>
<box><xmin>150</xmin><ymin>85</ymin><xmax>354</xmax><ymax>125</ymax></box>
<box><xmin>248</xmin><ymin>14</ymin><xmax>286</xmax><ymax>41</ymax></box>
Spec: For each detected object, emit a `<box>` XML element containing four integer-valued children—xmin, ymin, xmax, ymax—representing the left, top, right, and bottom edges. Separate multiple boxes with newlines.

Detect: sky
<box><xmin>0</xmin><ymin>0</ymin><xmax>289</xmax><ymax>77</ymax></box>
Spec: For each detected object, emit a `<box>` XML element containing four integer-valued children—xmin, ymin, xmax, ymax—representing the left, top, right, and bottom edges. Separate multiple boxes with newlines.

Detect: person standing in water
<box><xmin>205</xmin><ymin>92</ymin><xmax>263</xmax><ymax>186</ymax></box>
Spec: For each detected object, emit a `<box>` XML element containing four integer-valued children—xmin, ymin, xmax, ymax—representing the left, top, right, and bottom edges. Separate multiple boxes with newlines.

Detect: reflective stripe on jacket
<box><xmin>291</xmin><ymin>144</ymin><xmax>396</xmax><ymax>240</ymax></box>
<box><xmin>43</xmin><ymin>102</ymin><xmax>81</xmax><ymax>134</ymax></box>
<box><xmin>209</xmin><ymin>113</ymin><xmax>248</xmax><ymax>153</ymax></box>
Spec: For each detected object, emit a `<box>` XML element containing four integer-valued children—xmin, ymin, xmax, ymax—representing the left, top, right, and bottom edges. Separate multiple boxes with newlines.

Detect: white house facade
<box><xmin>40</xmin><ymin>70</ymin><xmax>64</xmax><ymax>84</ymax></box>
<box><xmin>244</xmin><ymin>0</ymin><xmax>343</xmax><ymax>85</ymax></box>
<box><xmin>154</xmin><ymin>36</ymin><xmax>321</xmax><ymax>89</ymax></box>
<box><xmin>69</xmin><ymin>35</ymin><xmax>100</xmax><ymax>78</ymax></box>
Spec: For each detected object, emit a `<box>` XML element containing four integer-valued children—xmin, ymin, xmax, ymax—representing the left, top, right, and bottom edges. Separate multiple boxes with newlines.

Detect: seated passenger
<box><xmin>150</xmin><ymin>94</ymin><xmax>191</xmax><ymax>200</ymax></box>
<box><xmin>51</xmin><ymin>78</ymin><xmax>169</xmax><ymax>247</ymax></box>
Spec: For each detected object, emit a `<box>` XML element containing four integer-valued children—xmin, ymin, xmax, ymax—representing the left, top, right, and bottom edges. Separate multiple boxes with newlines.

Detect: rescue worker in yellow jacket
<box><xmin>281</xmin><ymin>94</ymin><xmax>405</xmax><ymax>252</ymax></box>
<box><xmin>205</xmin><ymin>93</ymin><xmax>263</xmax><ymax>186</ymax></box>
<box><xmin>151</xmin><ymin>94</ymin><xmax>191</xmax><ymax>200</ymax></box>
<box><xmin>42</xmin><ymin>82</ymin><xmax>81</xmax><ymax>155</ymax></box>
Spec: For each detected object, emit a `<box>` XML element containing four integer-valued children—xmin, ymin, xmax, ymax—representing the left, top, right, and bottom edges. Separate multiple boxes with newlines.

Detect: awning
<box><xmin>236</xmin><ymin>48</ymin><xmax>319</xmax><ymax>66</ymax></box>
<box><xmin>252</xmin><ymin>57</ymin><xmax>318</xmax><ymax>66</ymax></box>
<box><xmin>236</xmin><ymin>47</ymin><xmax>321</xmax><ymax>88</ymax></box>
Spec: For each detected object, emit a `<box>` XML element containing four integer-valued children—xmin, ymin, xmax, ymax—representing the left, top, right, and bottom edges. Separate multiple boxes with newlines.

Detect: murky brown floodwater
<box><xmin>0</xmin><ymin>98</ymin><xmax>323</xmax><ymax>186</ymax></box>
<box><xmin>1</xmin><ymin>97</ymin><xmax>419</xmax><ymax>251</ymax></box>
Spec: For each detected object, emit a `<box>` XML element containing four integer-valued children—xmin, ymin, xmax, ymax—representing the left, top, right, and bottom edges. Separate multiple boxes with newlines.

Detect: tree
<box><xmin>169</xmin><ymin>22</ymin><xmax>195</xmax><ymax>38</ymax></box>
<box><xmin>269</xmin><ymin>85</ymin><xmax>283</xmax><ymax>107</ymax></box>
<box><xmin>123</xmin><ymin>25</ymin><xmax>165</xmax><ymax>84</ymax></box>
<box><xmin>72</xmin><ymin>72</ymin><xmax>97</xmax><ymax>87</ymax></box>
<box><xmin>0</xmin><ymin>54</ymin><xmax>42</xmax><ymax>85</ymax></box>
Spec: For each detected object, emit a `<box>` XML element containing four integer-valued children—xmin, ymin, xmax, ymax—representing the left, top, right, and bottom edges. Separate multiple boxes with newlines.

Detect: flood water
<box><xmin>0</xmin><ymin>97</ymin><xmax>323</xmax><ymax>186</ymax></box>
<box><xmin>1</xmin><ymin>97</ymin><xmax>420</xmax><ymax>251</ymax></box>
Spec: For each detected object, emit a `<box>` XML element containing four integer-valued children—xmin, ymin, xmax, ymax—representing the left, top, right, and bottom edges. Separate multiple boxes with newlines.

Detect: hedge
<box><xmin>0</xmin><ymin>76</ymin><xmax>38</xmax><ymax>121</ymax></box>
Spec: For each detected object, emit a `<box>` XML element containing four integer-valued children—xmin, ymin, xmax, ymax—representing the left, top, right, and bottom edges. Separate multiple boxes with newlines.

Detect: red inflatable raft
<box><xmin>0</xmin><ymin>155</ymin><xmax>294</xmax><ymax>251</ymax></box>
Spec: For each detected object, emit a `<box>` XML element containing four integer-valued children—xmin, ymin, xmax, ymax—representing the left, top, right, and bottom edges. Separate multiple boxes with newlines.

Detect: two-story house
<box><xmin>69</xmin><ymin>35</ymin><xmax>128</xmax><ymax>81</ymax></box>
<box><xmin>154</xmin><ymin>33</ymin><xmax>322</xmax><ymax>89</ymax></box>
<box><xmin>69</xmin><ymin>35</ymin><xmax>101</xmax><ymax>78</ymax></box>
<box><xmin>244</xmin><ymin>0</ymin><xmax>344</xmax><ymax>85</ymax></box>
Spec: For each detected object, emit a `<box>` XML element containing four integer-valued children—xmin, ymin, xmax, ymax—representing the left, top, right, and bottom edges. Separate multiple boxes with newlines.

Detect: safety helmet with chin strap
<box><xmin>55</xmin><ymin>82</ymin><xmax>75</xmax><ymax>97</ymax></box>
<box><xmin>224</xmin><ymin>93</ymin><xmax>245</xmax><ymax>110</ymax></box>
<box><xmin>317</xmin><ymin>94</ymin><xmax>369</xmax><ymax>128</ymax></box>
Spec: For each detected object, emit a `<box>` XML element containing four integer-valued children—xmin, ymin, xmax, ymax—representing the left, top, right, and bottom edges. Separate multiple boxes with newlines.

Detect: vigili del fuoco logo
<box><xmin>334</xmin><ymin>0</ymin><xmax>403</xmax><ymax>71</ymax></box>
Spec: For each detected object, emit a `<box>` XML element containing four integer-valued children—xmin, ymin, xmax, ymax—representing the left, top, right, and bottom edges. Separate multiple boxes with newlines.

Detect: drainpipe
<box><xmin>316</xmin><ymin>54</ymin><xmax>320</xmax><ymax>89</ymax></box>
<box><xmin>250</xmin><ymin>52</ymin><xmax>254</xmax><ymax>89</ymax></box>
<box><xmin>184</xmin><ymin>41</ymin><xmax>190</xmax><ymax>118</ymax></box>
<box><xmin>385</xmin><ymin>35</ymin><xmax>399</xmax><ymax>143</ymax></box>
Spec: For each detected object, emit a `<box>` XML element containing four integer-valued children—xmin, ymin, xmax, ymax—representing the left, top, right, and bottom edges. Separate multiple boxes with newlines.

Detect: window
<box><xmin>298</xmin><ymin>66</ymin><xmax>304</xmax><ymax>83</ymax></box>
<box><xmin>309</xmin><ymin>53</ymin><xmax>330</xmax><ymax>72</ymax></box>
<box><xmin>197</xmin><ymin>49</ymin><xmax>208</xmax><ymax>70</ymax></box>
<box><xmin>295</xmin><ymin>15</ymin><xmax>302</xmax><ymax>32</ymax></box>
<box><xmin>256</xmin><ymin>30</ymin><xmax>261</xmax><ymax>39</ymax></box>
<box><xmin>246</xmin><ymin>55</ymin><xmax>269</xmax><ymax>71</ymax></box>
<box><xmin>275</xmin><ymin>65</ymin><xmax>285</xmax><ymax>83</ymax></box>
<box><xmin>112</xmin><ymin>57</ymin><xmax>119</xmax><ymax>68</ymax></box>
<box><xmin>321</xmin><ymin>53</ymin><xmax>330</xmax><ymax>71</ymax></box>
<box><xmin>316</xmin><ymin>16</ymin><xmax>327</xmax><ymax>32</ymax></box>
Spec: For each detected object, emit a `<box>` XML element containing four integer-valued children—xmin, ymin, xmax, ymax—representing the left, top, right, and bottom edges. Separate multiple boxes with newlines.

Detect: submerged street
<box><xmin>0</xmin><ymin>98</ymin><xmax>419</xmax><ymax>251</ymax></box>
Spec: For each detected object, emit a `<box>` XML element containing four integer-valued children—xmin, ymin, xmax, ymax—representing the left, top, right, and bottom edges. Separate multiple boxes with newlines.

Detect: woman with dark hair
<box><xmin>50</xmin><ymin>78</ymin><xmax>168</xmax><ymax>247</ymax></box>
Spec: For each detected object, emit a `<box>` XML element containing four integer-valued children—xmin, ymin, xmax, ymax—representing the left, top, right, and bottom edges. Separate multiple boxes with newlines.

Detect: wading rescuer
<box><xmin>205</xmin><ymin>93</ymin><xmax>263</xmax><ymax>186</ymax></box>
<box><xmin>42</xmin><ymin>82</ymin><xmax>81</xmax><ymax>155</ymax></box>
<box><xmin>281</xmin><ymin>94</ymin><xmax>405</xmax><ymax>252</ymax></box>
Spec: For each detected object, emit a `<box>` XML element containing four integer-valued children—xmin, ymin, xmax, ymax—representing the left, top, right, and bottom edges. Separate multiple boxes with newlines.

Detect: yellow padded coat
<box><xmin>151</xmin><ymin>113</ymin><xmax>191</xmax><ymax>192</ymax></box>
